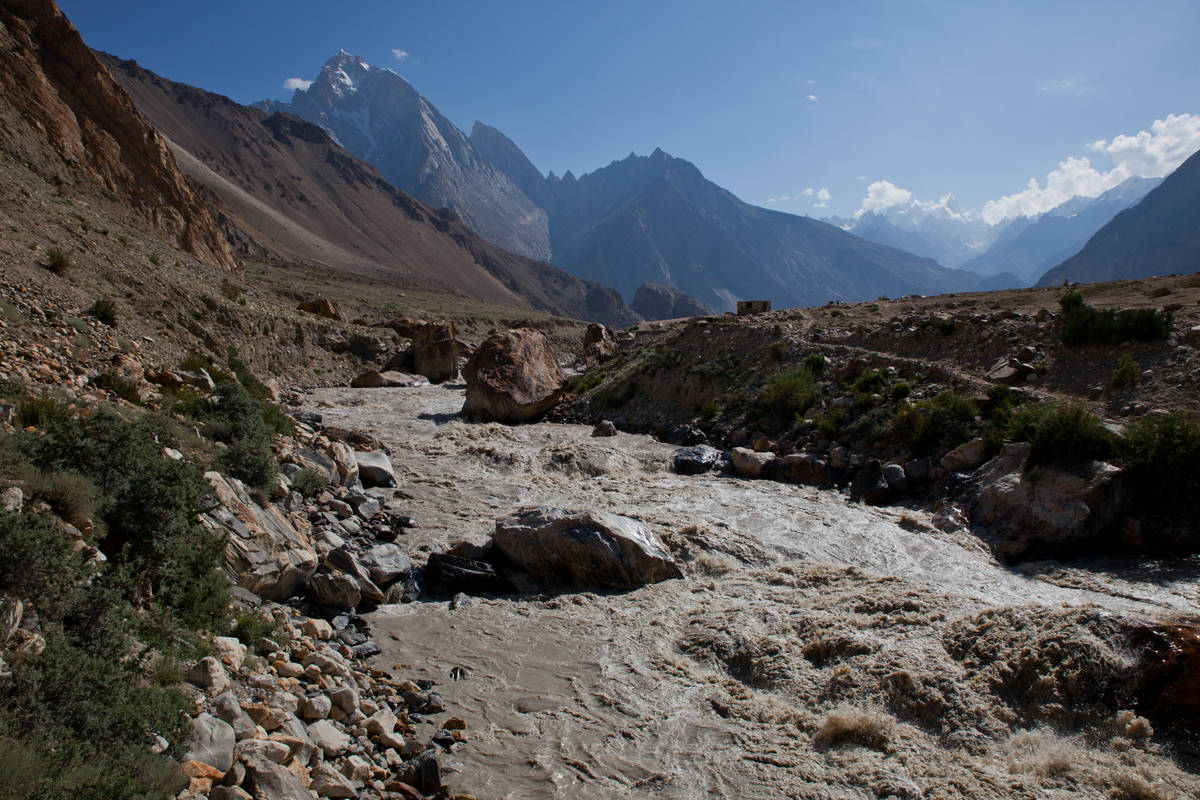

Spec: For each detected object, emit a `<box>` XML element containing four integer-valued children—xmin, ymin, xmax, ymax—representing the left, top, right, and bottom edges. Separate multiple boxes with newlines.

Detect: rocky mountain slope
<box><xmin>0</xmin><ymin>0</ymin><xmax>233</xmax><ymax>268</ymax></box>
<box><xmin>275</xmin><ymin>51</ymin><xmax>551</xmax><ymax>261</ymax></box>
<box><xmin>962</xmin><ymin>176</ymin><xmax>1161</xmax><ymax>284</ymax></box>
<box><xmin>1039</xmin><ymin>148</ymin><xmax>1200</xmax><ymax>286</ymax></box>
<box><xmin>100</xmin><ymin>54</ymin><xmax>639</xmax><ymax>328</ymax></box>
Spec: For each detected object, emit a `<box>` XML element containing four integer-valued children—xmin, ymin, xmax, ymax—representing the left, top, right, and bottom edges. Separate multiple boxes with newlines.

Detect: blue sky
<box><xmin>60</xmin><ymin>0</ymin><xmax>1200</xmax><ymax>221</ymax></box>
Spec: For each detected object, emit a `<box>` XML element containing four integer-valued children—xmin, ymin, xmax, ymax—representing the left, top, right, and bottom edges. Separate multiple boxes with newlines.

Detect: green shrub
<box><xmin>850</xmin><ymin>369</ymin><xmax>887</xmax><ymax>396</ymax></box>
<box><xmin>44</xmin><ymin>247</ymin><xmax>71</xmax><ymax>274</ymax></box>
<box><xmin>757</xmin><ymin>365</ymin><xmax>819</xmax><ymax>421</ymax></box>
<box><xmin>91</xmin><ymin>297</ymin><xmax>117</xmax><ymax>327</ymax></box>
<box><xmin>890</xmin><ymin>382</ymin><xmax>912</xmax><ymax>401</ymax></box>
<box><xmin>803</xmin><ymin>353</ymin><xmax>827</xmax><ymax>373</ymax></box>
<box><xmin>16</xmin><ymin>391</ymin><xmax>72</xmax><ymax>427</ymax></box>
<box><xmin>26</xmin><ymin>469</ymin><xmax>101</xmax><ymax>532</ymax></box>
<box><xmin>1122</xmin><ymin>413</ymin><xmax>1200</xmax><ymax>518</ymax></box>
<box><xmin>1005</xmin><ymin>402</ymin><xmax>1115</xmax><ymax>467</ymax></box>
<box><xmin>891</xmin><ymin>392</ymin><xmax>979</xmax><ymax>455</ymax></box>
<box><xmin>847</xmin><ymin>406</ymin><xmax>892</xmax><ymax>445</ymax></box>
<box><xmin>768</xmin><ymin>339</ymin><xmax>788</xmax><ymax>361</ymax></box>
<box><xmin>816</xmin><ymin>408</ymin><xmax>846</xmax><ymax>438</ymax></box>
<box><xmin>233</xmin><ymin>609</ymin><xmax>283</xmax><ymax>655</ymax></box>
<box><xmin>697</xmin><ymin>400</ymin><xmax>720</xmax><ymax>421</ymax></box>
<box><xmin>92</xmin><ymin>373</ymin><xmax>143</xmax><ymax>406</ymax></box>
<box><xmin>1111</xmin><ymin>353</ymin><xmax>1140</xmax><ymax>388</ymax></box>
<box><xmin>1059</xmin><ymin>290</ymin><xmax>1172</xmax><ymax>345</ymax></box>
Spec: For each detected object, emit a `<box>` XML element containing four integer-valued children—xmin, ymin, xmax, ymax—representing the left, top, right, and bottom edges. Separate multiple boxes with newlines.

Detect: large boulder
<box><xmin>298</xmin><ymin>298</ymin><xmax>343</xmax><ymax>320</ymax></box>
<box><xmin>582</xmin><ymin>323</ymin><xmax>618</xmax><ymax>364</ymax></box>
<box><xmin>240</xmin><ymin>753</ymin><xmax>313</xmax><ymax>800</ymax></box>
<box><xmin>731</xmin><ymin>447</ymin><xmax>775</xmax><ymax>479</ymax></box>
<box><xmin>184</xmin><ymin>713</ymin><xmax>235</xmax><ymax>773</ymax></box>
<box><xmin>492</xmin><ymin>506</ymin><xmax>682</xmax><ymax>589</ymax></box>
<box><xmin>359</xmin><ymin>543</ymin><xmax>414</xmax><ymax>586</ymax></box>
<box><xmin>972</xmin><ymin>442</ymin><xmax>1130</xmax><ymax>560</ymax></box>
<box><xmin>354</xmin><ymin>451</ymin><xmax>397</xmax><ymax>488</ymax></box>
<box><xmin>774</xmin><ymin>453</ymin><xmax>829</xmax><ymax>486</ymax></box>
<box><xmin>461</xmin><ymin>329</ymin><xmax>565</xmax><ymax>423</ymax></box>
<box><xmin>673</xmin><ymin>445</ymin><xmax>721</xmax><ymax>475</ymax></box>
<box><xmin>201</xmin><ymin>473</ymin><xmax>319</xmax><ymax>601</ymax></box>
<box><xmin>410</xmin><ymin>322</ymin><xmax>459</xmax><ymax>384</ymax></box>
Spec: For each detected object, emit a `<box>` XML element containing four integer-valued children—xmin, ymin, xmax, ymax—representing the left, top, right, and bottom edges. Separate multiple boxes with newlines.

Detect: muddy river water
<box><xmin>304</xmin><ymin>384</ymin><xmax>1199</xmax><ymax>800</ymax></box>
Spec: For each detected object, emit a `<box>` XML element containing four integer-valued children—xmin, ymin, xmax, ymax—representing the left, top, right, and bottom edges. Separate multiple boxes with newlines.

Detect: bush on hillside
<box><xmin>891</xmin><ymin>392</ymin><xmax>979</xmax><ymax>455</ymax></box>
<box><xmin>757</xmin><ymin>365</ymin><xmax>820</xmax><ymax>422</ymax></box>
<box><xmin>91</xmin><ymin>296</ymin><xmax>117</xmax><ymax>327</ymax></box>
<box><xmin>1122</xmin><ymin>413</ymin><xmax>1200</xmax><ymax>526</ymax></box>
<box><xmin>1005</xmin><ymin>401</ymin><xmax>1115</xmax><ymax>468</ymax></box>
<box><xmin>1059</xmin><ymin>290</ymin><xmax>1172</xmax><ymax>345</ymax></box>
<box><xmin>1111</xmin><ymin>353</ymin><xmax>1141</xmax><ymax>388</ymax></box>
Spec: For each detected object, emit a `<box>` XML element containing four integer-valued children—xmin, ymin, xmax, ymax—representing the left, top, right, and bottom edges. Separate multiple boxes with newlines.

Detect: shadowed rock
<box><xmin>461</xmin><ymin>328</ymin><xmax>565</xmax><ymax>423</ymax></box>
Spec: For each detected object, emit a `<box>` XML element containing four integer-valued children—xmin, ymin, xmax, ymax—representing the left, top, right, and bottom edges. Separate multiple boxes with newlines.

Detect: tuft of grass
<box><xmin>768</xmin><ymin>339</ymin><xmax>788</xmax><ymax>362</ymax></box>
<box><xmin>44</xmin><ymin>247</ymin><xmax>71</xmax><ymax>274</ymax></box>
<box><xmin>90</xmin><ymin>297</ymin><xmax>117</xmax><ymax>327</ymax></box>
<box><xmin>290</xmin><ymin>467</ymin><xmax>328</xmax><ymax>498</ymax></box>
<box><xmin>1111</xmin><ymin>353</ymin><xmax>1141</xmax><ymax>388</ymax></box>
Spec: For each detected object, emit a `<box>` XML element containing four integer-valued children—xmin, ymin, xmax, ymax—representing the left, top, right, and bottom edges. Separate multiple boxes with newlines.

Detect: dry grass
<box><xmin>1110</xmin><ymin>773</ymin><xmax>1178</xmax><ymax>800</ymax></box>
<box><xmin>1005</xmin><ymin>730</ymin><xmax>1080</xmax><ymax>778</ymax></box>
<box><xmin>815</xmin><ymin>706</ymin><xmax>893</xmax><ymax>750</ymax></box>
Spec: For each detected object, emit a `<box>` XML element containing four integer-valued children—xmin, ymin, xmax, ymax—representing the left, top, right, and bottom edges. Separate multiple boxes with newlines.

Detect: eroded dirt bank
<box><xmin>303</xmin><ymin>384</ymin><xmax>1200</xmax><ymax>800</ymax></box>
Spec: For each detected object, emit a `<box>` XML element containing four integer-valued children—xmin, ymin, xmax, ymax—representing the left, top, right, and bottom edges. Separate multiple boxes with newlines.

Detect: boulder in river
<box><xmin>355</xmin><ymin>451</ymin><xmax>398</xmax><ymax>488</ymax></box>
<box><xmin>492</xmin><ymin>506</ymin><xmax>682</xmax><ymax>589</ymax></box>
<box><xmin>461</xmin><ymin>328</ymin><xmax>565</xmax><ymax>423</ymax></box>
<box><xmin>410</xmin><ymin>322</ymin><xmax>459</xmax><ymax>384</ymax></box>
<box><xmin>673</xmin><ymin>444</ymin><xmax>721</xmax><ymax>475</ymax></box>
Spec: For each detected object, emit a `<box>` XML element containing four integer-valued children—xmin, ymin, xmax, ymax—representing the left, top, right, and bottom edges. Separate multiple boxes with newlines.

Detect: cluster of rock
<box><xmin>350</xmin><ymin>320</ymin><xmax>470</xmax><ymax>389</ymax></box>
<box><xmin>177</xmin><ymin>608</ymin><xmax>472</xmax><ymax>800</ymax></box>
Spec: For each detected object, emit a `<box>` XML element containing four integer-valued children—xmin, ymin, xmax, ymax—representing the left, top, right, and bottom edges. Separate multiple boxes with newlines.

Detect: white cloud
<box><xmin>813</xmin><ymin>188</ymin><xmax>831</xmax><ymax>208</ymax></box>
<box><xmin>766</xmin><ymin>197</ymin><xmax>777</xmax><ymax>203</ymax></box>
<box><xmin>981</xmin><ymin>112</ymin><xmax>1200</xmax><ymax>223</ymax></box>
<box><xmin>805</xmin><ymin>79</ymin><xmax>816</xmax><ymax>86</ymax></box>
<box><xmin>860</xmin><ymin>180</ymin><xmax>913</xmax><ymax>212</ymax></box>
<box><xmin>283</xmin><ymin>78</ymin><xmax>313</xmax><ymax>91</ymax></box>
<box><xmin>806</xmin><ymin>94</ymin><xmax>819</xmax><ymax>103</ymax></box>
<box><xmin>392</xmin><ymin>48</ymin><xmax>410</xmax><ymax>61</ymax></box>
<box><xmin>858</xmin><ymin>175</ymin><xmax>867</xmax><ymax>181</ymax></box>
<box><xmin>801</xmin><ymin>187</ymin><xmax>815</xmax><ymax>196</ymax></box>
<box><xmin>1041</xmin><ymin>77</ymin><xmax>1091</xmax><ymax>95</ymax></box>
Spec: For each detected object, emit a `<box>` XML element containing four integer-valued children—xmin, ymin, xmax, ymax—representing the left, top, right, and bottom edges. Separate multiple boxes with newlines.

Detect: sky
<box><xmin>58</xmin><ymin>0</ymin><xmax>1200</xmax><ymax>223</ymax></box>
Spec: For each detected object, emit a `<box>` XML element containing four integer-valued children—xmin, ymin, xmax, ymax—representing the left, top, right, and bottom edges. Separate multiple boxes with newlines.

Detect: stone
<box><xmin>730</xmin><ymin>447</ymin><xmax>775</xmax><ymax>479</ymax></box>
<box><xmin>904</xmin><ymin>457</ymin><xmax>932</xmax><ymax>483</ymax></box>
<box><xmin>351</xmin><ymin>370</ymin><xmax>386</xmax><ymax>388</ymax></box>
<box><xmin>340</xmin><ymin>754</ymin><xmax>373</xmax><ymax>782</ymax></box>
<box><xmin>298</xmin><ymin>298</ymin><xmax>343</xmax><ymax>320</ymax></box>
<box><xmin>359</xmin><ymin>543</ymin><xmax>415</xmax><ymax>587</ymax></box>
<box><xmin>188</xmin><ymin>656</ymin><xmax>231</xmax><ymax>696</ymax></box>
<box><xmin>301</xmin><ymin>617</ymin><xmax>334</xmax><ymax>640</ymax></box>
<box><xmin>411</xmin><ymin>322</ymin><xmax>459</xmax><ymax>384</ymax></box>
<box><xmin>182</xmin><ymin>760</ymin><xmax>225</xmax><ymax>780</ymax></box>
<box><xmin>345</xmin><ymin>491</ymin><xmax>381</xmax><ymax>520</ymax></box>
<box><xmin>324</xmin><ymin>548</ymin><xmax>386</xmax><ymax>605</ymax></box>
<box><xmin>493</xmin><ymin>506</ymin><xmax>683</xmax><ymax>589</ymax></box>
<box><xmin>200</xmin><ymin>472</ymin><xmax>319</xmax><ymax>601</ymax></box>
<box><xmin>178</xmin><ymin>368</ymin><xmax>216</xmax><ymax>392</ymax></box>
<box><xmin>986</xmin><ymin>357</ymin><xmax>1022</xmax><ymax>384</ymax></box>
<box><xmin>301</xmin><ymin>694</ymin><xmax>333</xmax><ymax>720</ymax></box>
<box><xmin>1</xmin><ymin>486</ymin><xmax>24</xmax><ymax>513</ymax></box>
<box><xmin>425</xmin><ymin>552</ymin><xmax>510</xmax><ymax>595</ymax></box>
<box><xmin>583</xmin><ymin>323</ymin><xmax>618</xmax><ymax>363</ymax></box>
<box><xmin>461</xmin><ymin>328</ymin><xmax>565</xmax><ymax>423</ymax></box>
<box><xmin>209</xmin><ymin>787</ymin><xmax>253</xmax><ymax>800</ymax></box>
<box><xmin>850</xmin><ymin>459</ymin><xmax>890</xmax><ymax>505</ymax></box>
<box><xmin>211</xmin><ymin>691</ymin><xmax>258</xmax><ymax>740</ymax></box>
<box><xmin>183</xmin><ymin>712</ymin><xmax>236</xmax><ymax>773</ymax></box>
<box><xmin>212</xmin><ymin>636</ymin><xmax>247</xmax><ymax>671</ymax></box>
<box><xmin>0</xmin><ymin>597</ymin><xmax>23</xmax><ymax>645</ymax></box>
<box><xmin>243</xmin><ymin>702</ymin><xmax>289</xmax><ymax>732</ymax></box>
<box><xmin>774</xmin><ymin>453</ymin><xmax>828</xmax><ymax>486</ymax></box>
<box><xmin>941</xmin><ymin>437</ymin><xmax>987</xmax><ymax>472</ymax></box>
<box><xmin>591</xmin><ymin>420</ymin><xmax>618</xmax><ymax>437</ymax></box>
<box><xmin>365</xmin><ymin>707</ymin><xmax>397</xmax><ymax>737</ymax></box>
<box><xmin>240</xmin><ymin>753</ymin><xmax>313</xmax><ymax>800</ymax></box>
<box><xmin>308</xmin><ymin>571</ymin><xmax>362</xmax><ymax>610</ymax></box>
<box><xmin>328</xmin><ymin>442</ymin><xmax>360</xmax><ymax>487</ymax></box>
<box><xmin>972</xmin><ymin>442</ymin><xmax>1130</xmax><ymax>560</ymax></box>
<box><xmin>307</xmin><ymin>719</ymin><xmax>352</xmax><ymax>756</ymax></box>
<box><xmin>882</xmin><ymin>462</ymin><xmax>908</xmax><ymax>492</ymax></box>
<box><xmin>673</xmin><ymin>445</ymin><xmax>721</xmax><ymax>475</ymax></box>
<box><xmin>329</xmin><ymin>686</ymin><xmax>360</xmax><ymax>715</ymax></box>
<box><xmin>235</xmin><ymin>738</ymin><xmax>291</xmax><ymax>764</ymax></box>
<box><xmin>312</xmin><ymin>762</ymin><xmax>359</xmax><ymax>798</ymax></box>
<box><xmin>355</xmin><ymin>451</ymin><xmax>398</xmax><ymax>489</ymax></box>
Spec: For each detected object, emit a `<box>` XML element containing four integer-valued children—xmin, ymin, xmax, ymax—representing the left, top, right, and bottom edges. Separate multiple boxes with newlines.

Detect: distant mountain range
<box><xmin>261</xmin><ymin>52</ymin><xmax>1018</xmax><ymax>312</ymax></box>
<box><xmin>103</xmin><ymin>54</ymin><xmax>640</xmax><ymax>326</ymax></box>
<box><xmin>1038</xmin><ymin>149</ymin><xmax>1200</xmax><ymax>286</ymax></box>
<box><xmin>828</xmin><ymin>178</ymin><xmax>1161</xmax><ymax>288</ymax></box>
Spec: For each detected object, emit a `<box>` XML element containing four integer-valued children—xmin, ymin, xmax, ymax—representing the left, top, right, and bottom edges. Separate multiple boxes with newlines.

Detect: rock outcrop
<box><xmin>409</xmin><ymin>322</ymin><xmax>459</xmax><ymax>384</ymax></box>
<box><xmin>492</xmin><ymin>506</ymin><xmax>682</xmax><ymax>589</ymax></box>
<box><xmin>0</xmin><ymin>0</ymin><xmax>233</xmax><ymax>266</ymax></box>
<box><xmin>461</xmin><ymin>329</ymin><xmax>565</xmax><ymax>423</ymax></box>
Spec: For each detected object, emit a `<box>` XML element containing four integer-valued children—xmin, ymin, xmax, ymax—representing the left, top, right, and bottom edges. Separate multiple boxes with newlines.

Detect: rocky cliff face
<box><xmin>0</xmin><ymin>0</ymin><xmax>233</xmax><ymax>267</ymax></box>
<box><xmin>283</xmin><ymin>51</ymin><xmax>551</xmax><ymax>261</ymax></box>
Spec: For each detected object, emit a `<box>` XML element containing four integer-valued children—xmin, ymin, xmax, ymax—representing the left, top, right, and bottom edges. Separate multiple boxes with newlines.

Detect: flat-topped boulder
<box><xmin>461</xmin><ymin>328</ymin><xmax>565</xmax><ymax>423</ymax></box>
<box><xmin>492</xmin><ymin>506</ymin><xmax>682</xmax><ymax>589</ymax></box>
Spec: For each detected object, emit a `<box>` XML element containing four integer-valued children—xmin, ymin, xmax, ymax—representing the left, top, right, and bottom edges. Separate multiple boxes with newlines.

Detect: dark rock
<box><xmin>410</xmin><ymin>322</ymin><xmax>459</xmax><ymax>384</ymax></box>
<box><xmin>492</xmin><ymin>506</ymin><xmax>682</xmax><ymax>589</ymax></box>
<box><xmin>591</xmin><ymin>420</ymin><xmax>618</xmax><ymax>437</ymax></box>
<box><xmin>774</xmin><ymin>453</ymin><xmax>829</xmax><ymax>486</ymax></box>
<box><xmin>882</xmin><ymin>462</ymin><xmax>908</xmax><ymax>492</ymax></box>
<box><xmin>850</xmin><ymin>459</ymin><xmax>890</xmax><ymax>505</ymax></box>
<box><xmin>583</xmin><ymin>323</ymin><xmax>618</xmax><ymax>363</ymax></box>
<box><xmin>425</xmin><ymin>552</ymin><xmax>511</xmax><ymax>595</ymax></box>
<box><xmin>673</xmin><ymin>444</ymin><xmax>721</xmax><ymax>475</ymax></box>
<box><xmin>349</xmin><ymin>641</ymin><xmax>382</xmax><ymax>659</ymax></box>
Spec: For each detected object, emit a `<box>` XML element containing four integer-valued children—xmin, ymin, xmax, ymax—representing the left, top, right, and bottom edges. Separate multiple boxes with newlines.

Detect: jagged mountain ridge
<box><xmin>279</xmin><ymin>51</ymin><xmax>551</xmax><ymax>261</ymax></box>
<box><xmin>101</xmin><ymin>53</ymin><xmax>640</xmax><ymax>327</ymax></box>
<box><xmin>269</xmin><ymin>52</ymin><xmax>1011</xmax><ymax>312</ymax></box>
<box><xmin>1037</xmin><ymin>149</ymin><xmax>1200</xmax><ymax>286</ymax></box>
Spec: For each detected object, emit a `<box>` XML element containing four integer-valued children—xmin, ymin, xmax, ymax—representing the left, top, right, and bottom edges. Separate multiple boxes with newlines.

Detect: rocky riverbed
<box><xmin>304</xmin><ymin>383</ymin><xmax>1200</xmax><ymax>800</ymax></box>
